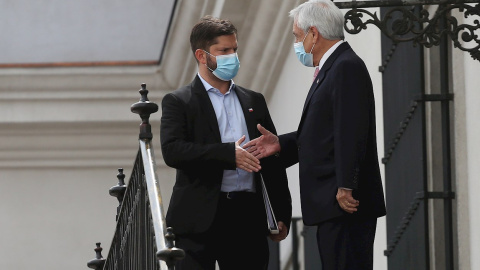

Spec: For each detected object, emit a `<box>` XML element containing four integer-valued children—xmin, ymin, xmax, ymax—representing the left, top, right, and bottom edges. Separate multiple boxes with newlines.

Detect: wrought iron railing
<box><xmin>334</xmin><ymin>0</ymin><xmax>480</xmax><ymax>62</ymax></box>
<box><xmin>87</xmin><ymin>84</ymin><xmax>184</xmax><ymax>270</ymax></box>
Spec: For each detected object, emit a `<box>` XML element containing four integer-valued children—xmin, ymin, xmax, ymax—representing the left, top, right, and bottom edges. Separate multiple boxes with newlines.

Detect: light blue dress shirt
<box><xmin>198</xmin><ymin>74</ymin><xmax>255</xmax><ymax>192</ymax></box>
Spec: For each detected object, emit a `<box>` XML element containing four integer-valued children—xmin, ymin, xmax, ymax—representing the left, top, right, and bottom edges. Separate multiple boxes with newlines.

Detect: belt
<box><xmin>220</xmin><ymin>191</ymin><xmax>255</xmax><ymax>200</ymax></box>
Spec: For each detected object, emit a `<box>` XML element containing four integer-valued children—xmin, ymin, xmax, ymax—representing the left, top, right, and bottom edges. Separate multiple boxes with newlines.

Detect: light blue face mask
<box><xmin>204</xmin><ymin>51</ymin><xmax>241</xmax><ymax>81</ymax></box>
<box><xmin>294</xmin><ymin>30</ymin><xmax>316</xmax><ymax>67</ymax></box>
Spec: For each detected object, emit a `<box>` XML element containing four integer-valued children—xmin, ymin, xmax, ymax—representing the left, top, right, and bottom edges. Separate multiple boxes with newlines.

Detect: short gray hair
<box><xmin>289</xmin><ymin>0</ymin><xmax>344</xmax><ymax>40</ymax></box>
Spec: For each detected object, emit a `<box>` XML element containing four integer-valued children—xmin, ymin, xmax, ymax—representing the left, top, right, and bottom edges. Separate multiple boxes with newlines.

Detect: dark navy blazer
<box><xmin>160</xmin><ymin>75</ymin><xmax>292</xmax><ymax>234</ymax></box>
<box><xmin>279</xmin><ymin>42</ymin><xmax>386</xmax><ymax>225</ymax></box>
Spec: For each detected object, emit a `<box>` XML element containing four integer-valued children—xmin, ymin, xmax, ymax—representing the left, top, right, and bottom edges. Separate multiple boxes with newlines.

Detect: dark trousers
<box><xmin>175</xmin><ymin>192</ymin><xmax>268</xmax><ymax>270</ymax></box>
<box><xmin>316</xmin><ymin>215</ymin><xmax>377</xmax><ymax>270</ymax></box>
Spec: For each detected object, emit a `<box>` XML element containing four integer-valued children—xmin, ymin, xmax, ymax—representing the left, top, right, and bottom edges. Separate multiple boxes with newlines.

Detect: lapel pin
<box><xmin>248</xmin><ymin>108</ymin><xmax>253</xmax><ymax>112</ymax></box>
<box><xmin>317</xmin><ymin>79</ymin><xmax>320</xmax><ymax>83</ymax></box>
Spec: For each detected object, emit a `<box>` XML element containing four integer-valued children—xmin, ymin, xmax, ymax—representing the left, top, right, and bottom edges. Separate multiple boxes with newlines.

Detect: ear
<box><xmin>195</xmin><ymin>49</ymin><xmax>207</xmax><ymax>65</ymax></box>
<box><xmin>310</xmin><ymin>26</ymin><xmax>321</xmax><ymax>43</ymax></box>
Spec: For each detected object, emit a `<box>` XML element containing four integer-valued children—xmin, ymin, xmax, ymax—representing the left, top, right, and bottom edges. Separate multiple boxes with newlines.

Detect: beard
<box><xmin>206</xmin><ymin>54</ymin><xmax>217</xmax><ymax>72</ymax></box>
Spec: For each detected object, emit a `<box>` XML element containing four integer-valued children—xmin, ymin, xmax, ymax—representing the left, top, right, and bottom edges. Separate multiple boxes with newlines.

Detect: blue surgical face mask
<box><xmin>204</xmin><ymin>51</ymin><xmax>240</xmax><ymax>81</ymax></box>
<box><xmin>294</xmin><ymin>30</ymin><xmax>316</xmax><ymax>67</ymax></box>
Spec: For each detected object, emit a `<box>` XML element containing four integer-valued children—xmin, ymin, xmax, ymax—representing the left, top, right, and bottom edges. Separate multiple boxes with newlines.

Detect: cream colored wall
<box><xmin>453</xmin><ymin>48</ymin><xmax>480</xmax><ymax>270</ymax></box>
<box><xmin>463</xmin><ymin>56</ymin><xmax>480</xmax><ymax>270</ymax></box>
<box><xmin>267</xmin><ymin>8</ymin><xmax>387</xmax><ymax>269</ymax></box>
<box><xmin>0</xmin><ymin>168</ymin><xmax>117</xmax><ymax>269</ymax></box>
<box><xmin>451</xmin><ymin>9</ymin><xmax>480</xmax><ymax>270</ymax></box>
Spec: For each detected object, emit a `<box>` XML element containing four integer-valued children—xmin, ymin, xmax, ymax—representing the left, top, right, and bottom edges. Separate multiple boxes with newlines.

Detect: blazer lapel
<box><xmin>192</xmin><ymin>76</ymin><xmax>222</xmax><ymax>142</ymax></box>
<box><xmin>297</xmin><ymin>42</ymin><xmax>351</xmax><ymax>133</ymax></box>
<box><xmin>235</xmin><ymin>86</ymin><xmax>257</xmax><ymax>139</ymax></box>
<box><xmin>302</xmin><ymin>69</ymin><xmax>327</xmax><ymax>114</ymax></box>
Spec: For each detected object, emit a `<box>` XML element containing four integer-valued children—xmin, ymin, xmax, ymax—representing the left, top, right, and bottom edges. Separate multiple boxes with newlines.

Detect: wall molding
<box><xmin>0</xmin><ymin>121</ymin><xmax>166</xmax><ymax>169</ymax></box>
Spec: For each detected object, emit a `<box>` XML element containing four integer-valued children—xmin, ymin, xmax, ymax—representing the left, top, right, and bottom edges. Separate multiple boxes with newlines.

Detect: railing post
<box><xmin>157</xmin><ymin>227</ymin><xmax>186</xmax><ymax>270</ymax></box>
<box><xmin>130</xmin><ymin>83</ymin><xmax>159</xmax><ymax>140</ymax></box>
<box><xmin>109</xmin><ymin>168</ymin><xmax>126</xmax><ymax>221</ymax></box>
<box><xmin>89</xmin><ymin>83</ymin><xmax>185</xmax><ymax>269</ymax></box>
<box><xmin>292</xmin><ymin>219</ymin><xmax>300</xmax><ymax>270</ymax></box>
<box><xmin>131</xmin><ymin>83</ymin><xmax>185</xmax><ymax>269</ymax></box>
<box><xmin>87</xmin><ymin>242</ymin><xmax>106</xmax><ymax>270</ymax></box>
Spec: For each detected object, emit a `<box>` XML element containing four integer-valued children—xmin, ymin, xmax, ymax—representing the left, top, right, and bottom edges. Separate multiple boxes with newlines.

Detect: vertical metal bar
<box><xmin>292</xmin><ymin>219</ymin><xmax>299</xmax><ymax>270</ymax></box>
<box><xmin>419</xmin><ymin>25</ymin><xmax>431</xmax><ymax>270</ymax></box>
<box><xmin>439</xmin><ymin>10</ymin><xmax>454</xmax><ymax>270</ymax></box>
<box><xmin>416</xmin><ymin>5</ymin><xmax>431</xmax><ymax>269</ymax></box>
<box><xmin>140</xmin><ymin>181</ymin><xmax>146</xmax><ymax>270</ymax></box>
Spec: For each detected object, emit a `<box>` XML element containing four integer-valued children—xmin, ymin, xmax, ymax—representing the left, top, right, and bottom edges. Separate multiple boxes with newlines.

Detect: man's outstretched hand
<box><xmin>236</xmin><ymin>135</ymin><xmax>261</xmax><ymax>172</ymax></box>
<box><xmin>243</xmin><ymin>124</ymin><xmax>281</xmax><ymax>159</ymax></box>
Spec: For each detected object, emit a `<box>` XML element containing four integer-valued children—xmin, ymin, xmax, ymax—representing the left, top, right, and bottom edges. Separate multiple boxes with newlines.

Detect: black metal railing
<box><xmin>87</xmin><ymin>84</ymin><xmax>184</xmax><ymax>270</ymax></box>
<box><xmin>335</xmin><ymin>0</ymin><xmax>480</xmax><ymax>62</ymax></box>
<box><xmin>103</xmin><ymin>150</ymin><xmax>159</xmax><ymax>270</ymax></box>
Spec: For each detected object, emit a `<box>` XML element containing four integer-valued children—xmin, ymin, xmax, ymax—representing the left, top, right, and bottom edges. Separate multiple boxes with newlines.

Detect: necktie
<box><xmin>313</xmin><ymin>67</ymin><xmax>319</xmax><ymax>81</ymax></box>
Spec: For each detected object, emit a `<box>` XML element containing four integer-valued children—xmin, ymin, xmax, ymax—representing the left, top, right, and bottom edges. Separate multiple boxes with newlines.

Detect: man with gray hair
<box><xmin>244</xmin><ymin>0</ymin><xmax>386</xmax><ymax>269</ymax></box>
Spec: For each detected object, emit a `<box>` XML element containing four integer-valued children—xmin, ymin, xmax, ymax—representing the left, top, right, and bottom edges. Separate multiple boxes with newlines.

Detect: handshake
<box><xmin>235</xmin><ymin>124</ymin><xmax>360</xmax><ymax>215</ymax></box>
<box><xmin>234</xmin><ymin>124</ymin><xmax>280</xmax><ymax>172</ymax></box>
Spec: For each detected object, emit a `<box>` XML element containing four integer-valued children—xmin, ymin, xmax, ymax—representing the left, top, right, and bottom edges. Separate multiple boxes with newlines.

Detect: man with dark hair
<box><xmin>160</xmin><ymin>16</ymin><xmax>292</xmax><ymax>270</ymax></box>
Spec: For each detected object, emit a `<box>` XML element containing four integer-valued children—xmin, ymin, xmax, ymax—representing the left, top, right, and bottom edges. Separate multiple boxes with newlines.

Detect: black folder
<box><xmin>260</xmin><ymin>176</ymin><xmax>279</xmax><ymax>234</ymax></box>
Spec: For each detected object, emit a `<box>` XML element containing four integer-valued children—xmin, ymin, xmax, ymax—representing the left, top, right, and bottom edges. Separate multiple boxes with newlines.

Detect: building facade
<box><xmin>0</xmin><ymin>0</ymin><xmax>478</xmax><ymax>269</ymax></box>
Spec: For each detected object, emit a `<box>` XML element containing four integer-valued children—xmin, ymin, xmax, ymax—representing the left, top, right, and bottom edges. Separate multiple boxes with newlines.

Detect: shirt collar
<box><xmin>316</xmin><ymin>40</ymin><xmax>344</xmax><ymax>71</ymax></box>
<box><xmin>198</xmin><ymin>73</ymin><xmax>235</xmax><ymax>94</ymax></box>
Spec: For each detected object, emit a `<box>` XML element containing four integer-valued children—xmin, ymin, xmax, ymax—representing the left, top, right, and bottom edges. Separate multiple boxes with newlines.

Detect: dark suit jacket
<box><xmin>160</xmin><ymin>75</ymin><xmax>292</xmax><ymax>235</ymax></box>
<box><xmin>279</xmin><ymin>42</ymin><xmax>386</xmax><ymax>225</ymax></box>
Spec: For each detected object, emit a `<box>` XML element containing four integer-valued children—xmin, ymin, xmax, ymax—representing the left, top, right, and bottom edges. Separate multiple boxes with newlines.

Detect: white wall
<box><xmin>0</xmin><ymin>168</ymin><xmax>118</xmax><ymax>269</ymax></box>
<box><xmin>0</xmin><ymin>165</ymin><xmax>176</xmax><ymax>270</ymax></box>
<box><xmin>451</xmin><ymin>8</ymin><xmax>480</xmax><ymax>270</ymax></box>
<box><xmin>267</xmin><ymin>8</ymin><xmax>387</xmax><ymax>269</ymax></box>
<box><xmin>463</xmin><ymin>52</ymin><xmax>480</xmax><ymax>270</ymax></box>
